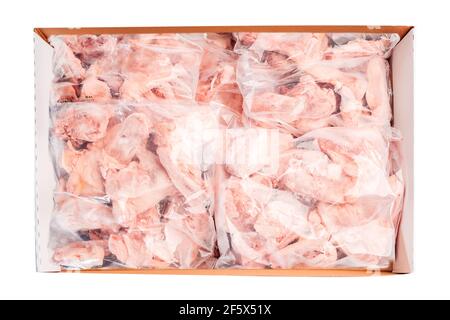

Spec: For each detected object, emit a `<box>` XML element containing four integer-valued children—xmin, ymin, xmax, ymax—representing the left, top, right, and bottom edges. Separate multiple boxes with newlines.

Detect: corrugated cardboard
<box><xmin>34</xmin><ymin>26</ymin><xmax>414</xmax><ymax>276</ymax></box>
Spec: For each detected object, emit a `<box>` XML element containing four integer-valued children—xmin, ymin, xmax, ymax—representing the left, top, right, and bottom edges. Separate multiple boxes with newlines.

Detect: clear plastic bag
<box><xmin>46</xmin><ymin>31</ymin><xmax>405</xmax><ymax>271</ymax></box>
<box><xmin>196</xmin><ymin>39</ymin><xmax>243</xmax><ymax>115</ymax></box>
<box><xmin>215</xmin><ymin>126</ymin><xmax>403</xmax><ymax>269</ymax></box>
<box><xmin>235</xmin><ymin>33</ymin><xmax>399</xmax><ymax>135</ymax></box>
<box><xmin>49</xmin><ymin>101</ymin><xmax>221</xmax><ymax>269</ymax></box>
<box><xmin>50</xmin><ymin>34</ymin><xmax>204</xmax><ymax>104</ymax></box>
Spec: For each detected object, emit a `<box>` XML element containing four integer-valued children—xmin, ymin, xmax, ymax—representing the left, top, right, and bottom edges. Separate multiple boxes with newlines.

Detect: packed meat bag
<box><xmin>46</xmin><ymin>31</ymin><xmax>405</xmax><ymax>272</ymax></box>
<box><xmin>216</xmin><ymin>126</ymin><xmax>403</xmax><ymax>269</ymax></box>
<box><xmin>50</xmin><ymin>34</ymin><xmax>204</xmax><ymax>104</ymax></box>
<box><xmin>235</xmin><ymin>33</ymin><xmax>399</xmax><ymax>135</ymax></box>
<box><xmin>49</xmin><ymin>101</ymin><xmax>221</xmax><ymax>269</ymax></box>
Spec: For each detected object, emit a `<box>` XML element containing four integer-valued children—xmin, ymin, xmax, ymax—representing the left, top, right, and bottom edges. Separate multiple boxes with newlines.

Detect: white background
<box><xmin>0</xmin><ymin>0</ymin><xmax>447</xmax><ymax>300</ymax></box>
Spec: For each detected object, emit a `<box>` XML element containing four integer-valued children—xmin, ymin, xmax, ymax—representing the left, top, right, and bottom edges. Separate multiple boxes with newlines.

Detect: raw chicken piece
<box><xmin>80</xmin><ymin>76</ymin><xmax>112</xmax><ymax>102</ymax></box>
<box><xmin>314</xmin><ymin>127</ymin><xmax>389</xmax><ymax>175</ymax></box>
<box><xmin>336</xmin><ymin>85</ymin><xmax>370</xmax><ymax>126</ymax></box>
<box><xmin>65</xmin><ymin>147</ymin><xmax>105</xmax><ymax>197</ymax></box>
<box><xmin>161</xmin><ymin>197</ymin><xmax>216</xmax><ymax>267</ymax></box>
<box><xmin>119</xmin><ymin>74</ymin><xmax>176</xmax><ymax>101</ymax></box>
<box><xmin>261</xmin><ymin>50</ymin><xmax>297</xmax><ymax>70</ymax></box>
<box><xmin>154</xmin><ymin>108</ymin><xmax>219</xmax><ymax>210</ymax></box>
<box><xmin>109</xmin><ymin>195</ymin><xmax>215</xmax><ymax>269</ymax></box>
<box><xmin>325</xmin><ymin>34</ymin><xmax>400</xmax><ymax>60</ymax></box>
<box><xmin>127</xmin><ymin>206</ymin><xmax>162</xmax><ymax>233</ymax></box>
<box><xmin>105</xmin><ymin>157</ymin><xmax>165</xmax><ymax>200</ymax></box>
<box><xmin>52</xmin><ymin>194</ymin><xmax>119</xmax><ymax>233</ymax></box>
<box><xmin>53</xmin><ymin>240</ymin><xmax>106</xmax><ymax>269</ymax></box>
<box><xmin>117</xmin><ymin>34</ymin><xmax>203</xmax><ymax>102</ymax></box>
<box><xmin>366</xmin><ymin>56</ymin><xmax>392</xmax><ymax>123</ymax></box>
<box><xmin>196</xmin><ymin>45</ymin><xmax>243</xmax><ymax>114</ymax></box>
<box><xmin>278</xmin><ymin>126</ymin><xmax>391</xmax><ymax>203</ymax></box>
<box><xmin>85</xmin><ymin>52</ymin><xmax>124</xmax><ymax>98</ymax></box>
<box><xmin>236</xmin><ymin>50</ymin><xmax>340</xmax><ymax>135</ymax></box>
<box><xmin>54</xmin><ymin>103</ymin><xmax>113</xmax><ymax>148</ymax></box>
<box><xmin>206</xmin><ymin>33</ymin><xmax>235</xmax><ymax>50</ymax></box>
<box><xmin>251</xmin><ymin>92</ymin><xmax>306</xmax><ymax>126</ymax></box>
<box><xmin>246</xmin><ymin>76</ymin><xmax>337</xmax><ymax>135</ymax></box>
<box><xmin>308</xmin><ymin>209</ymin><xmax>331</xmax><ymax>240</ymax></box>
<box><xmin>157</xmin><ymin>146</ymin><xmax>212</xmax><ymax>210</ymax></box>
<box><xmin>217</xmin><ymin>177</ymin><xmax>314</xmax><ymax>268</ymax></box>
<box><xmin>316</xmin><ymin>197</ymin><xmax>396</xmax><ymax>263</ymax></box>
<box><xmin>305</xmin><ymin>65</ymin><xmax>367</xmax><ymax>101</ymax></box>
<box><xmin>241</xmin><ymin>33</ymin><xmax>329</xmax><ymax>67</ymax></box>
<box><xmin>293</xmin><ymin>117</ymin><xmax>334</xmax><ymax>136</ymax></box>
<box><xmin>235</xmin><ymin>32</ymin><xmax>258</xmax><ymax>47</ymax></box>
<box><xmin>108</xmin><ymin>233</ymin><xmax>167</xmax><ymax>268</ymax></box>
<box><xmin>100</xmin><ymin>112</ymin><xmax>151</xmax><ymax>166</ymax></box>
<box><xmin>60</xmin><ymin>34</ymin><xmax>117</xmax><ymax>67</ymax></box>
<box><xmin>52</xmin><ymin>82</ymin><xmax>78</xmax><ymax>104</ymax></box>
<box><xmin>277</xmin><ymin>148</ymin><xmax>355</xmax><ymax>204</ymax></box>
<box><xmin>120</xmin><ymin>47</ymin><xmax>173</xmax><ymax>79</ymax></box>
<box><xmin>50</xmin><ymin>36</ymin><xmax>85</xmax><ymax>80</ymax></box>
<box><xmin>105</xmin><ymin>148</ymin><xmax>175</xmax><ymax>225</ymax></box>
<box><xmin>317</xmin><ymin>129</ymin><xmax>394</xmax><ymax>202</ymax></box>
<box><xmin>279</xmin><ymin>75</ymin><xmax>338</xmax><ymax>119</ymax></box>
<box><xmin>60</xmin><ymin>141</ymin><xmax>84</xmax><ymax>174</ymax></box>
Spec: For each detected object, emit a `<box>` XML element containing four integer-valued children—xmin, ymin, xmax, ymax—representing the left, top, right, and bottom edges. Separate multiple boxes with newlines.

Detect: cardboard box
<box><xmin>34</xmin><ymin>26</ymin><xmax>414</xmax><ymax>275</ymax></box>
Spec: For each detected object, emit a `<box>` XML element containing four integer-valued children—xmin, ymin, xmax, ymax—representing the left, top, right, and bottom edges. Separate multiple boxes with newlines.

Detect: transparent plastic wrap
<box><xmin>43</xmin><ymin>31</ymin><xmax>406</xmax><ymax>272</ymax></box>
<box><xmin>49</xmin><ymin>101</ymin><xmax>223</xmax><ymax>269</ymax></box>
<box><xmin>196</xmin><ymin>33</ymin><xmax>243</xmax><ymax>114</ymax></box>
<box><xmin>49</xmin><ymin>34</ymin><xmax>204</xmax><ymax>105</ymax></box>
<box><xmin>216</xmin><ymin>126</ymin><xmax>404</xmax><ymax>269</ymax></box>
<box><xmin>235</xmin><ymin>33</ymin><xmax>399</xmax><ymax>135</ymax></box>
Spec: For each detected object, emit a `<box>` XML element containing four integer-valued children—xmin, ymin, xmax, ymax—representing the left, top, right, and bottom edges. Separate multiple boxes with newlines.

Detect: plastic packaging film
<box><xmin>44</xmin><ymin>32</ymin><xmax>404</xmax><ymax>271</ymax></box>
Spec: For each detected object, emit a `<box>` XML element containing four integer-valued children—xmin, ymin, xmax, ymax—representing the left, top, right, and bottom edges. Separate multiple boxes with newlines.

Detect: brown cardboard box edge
<box><xmin>35</xmin><ymin>25</ymin><xmax>413</xmax><ymax>276</ymax></box>
<box><xmin>34</xmin><ymin>25</ymin><xmax>413</xmax><ymax>42</ymax></box>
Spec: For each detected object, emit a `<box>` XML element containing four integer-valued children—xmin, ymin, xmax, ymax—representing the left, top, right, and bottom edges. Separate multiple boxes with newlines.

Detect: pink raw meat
<box><xmin>80</xmin><ymin>76</ymin><xmax>112</xmax><ymax>102</ymax></box>
<box><xmin>366</xmin><ymin>56</ymin><xmax>392</xmax><ymax>123</ymax></box>
<box><xmin>53</xmin><ymin>194</ymin><xmax>119</xmax><ymax>233</ymax></box>
<box><xmin>65</xmin><ymin>147</ymin><xmax>105</xmax><ymax>197</ymax></box>
<box><xmin>105</xmin><ymin>149</ymin><xmax>175</xmax><ymax>225</ymax></box>
<box><xmin>277</xmin><ymin>126</ymin><xmax>391</xmax><ymax>203</ymax></box>
<box><xmin>62</xmin><ymin>35</ymin><xmax>117</xmax><ymax>66</ymax></box>
<box><xmin>52</xmin><ymin>82</ymin><xmax>78</xmax><ymax>103</ymax></box>
<box><xmin>154</xmin><ymin>108</ymin><xmax>219</xmax><ymax>210</ymax></box>
<box><xmin>51</xmin><ymin>37</ymin><xmax>85</xmax><ymax>80</ymax></box>
<box><xmin>316</xmin><ymin>197</ymin><xmax>396</xmax><ymax>265</ymax></box>
<box><xmin>100</xmin><ymin>112</ymin><xmax>151</xmax><ymax>166</ymax></box>
<box><xmin>241</xmin><ymin>33</ymin><xmax>329</xmax><ymax>66</ymax></box>
<box><xmin>53</xmin><ymin>240</ymin><xmax>107</xmax><ymax>269</ymax></box>
<box><xmin>324</xmin><ymin>34</ymin><xmax>399</xmax><ymax>60</ymax></box>
<box><xmin>305</xmin><ymin>65</ymin><xmax>367</xmax><ymax>101</ymax></box>
<box><xmin>196</xmin><ymin>44</ymin><xmax>243</xmax><ymax>114</ymax></box>
<box><xmin>108</xmin><ymin>196</ymin><xmax>215</xmax><ymax>269</ymax></box>
<box><xmin>54</xmin><ymin>103</ymin><xmax>113</xmax><ymax>148</ymax></box>
<box><xmin>48</xmin><ymin>32</ymin><xmax>403</xmax><ymax>271</ymax></box>
<box><xmin>218</xmin><ymin>177</ymin><xmax>315</xmax><ymax>268</ymax></box>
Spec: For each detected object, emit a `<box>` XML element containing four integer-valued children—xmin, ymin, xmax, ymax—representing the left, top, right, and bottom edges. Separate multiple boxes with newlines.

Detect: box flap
<box><xmin>391</xmin><ymin>29</ymin><xmax>414</xmax><ymax>273</ymax></box>
<box><xmin>35</xmin><ymin>34</ymin><xmax>59</xmax><ymax>272</ymax></box>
